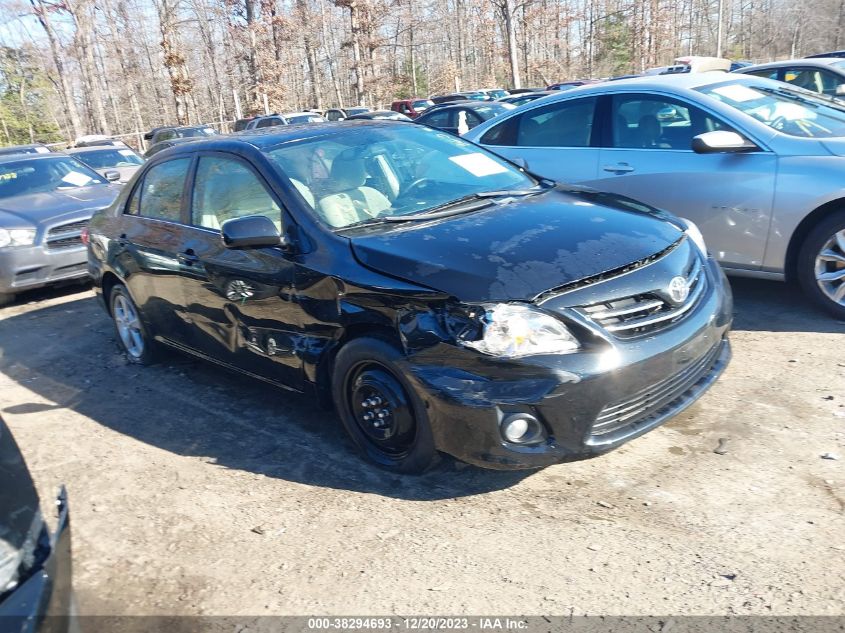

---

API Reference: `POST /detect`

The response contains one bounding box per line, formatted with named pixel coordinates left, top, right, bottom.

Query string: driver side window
left=191, top=156, right=282, bottom=231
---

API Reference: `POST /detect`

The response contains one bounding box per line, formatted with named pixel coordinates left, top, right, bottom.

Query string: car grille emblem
left=667, top=275, right=690, bottom=304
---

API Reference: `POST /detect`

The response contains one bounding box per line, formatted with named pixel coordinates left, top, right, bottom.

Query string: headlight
left=461, top=303, right=580, bottom=358
left=680, top=218, right=707, bottom=255
left=0, top=228, right=36, bottom=249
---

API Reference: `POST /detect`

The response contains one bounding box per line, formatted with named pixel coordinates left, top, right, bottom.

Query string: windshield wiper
left=383, top=187, right=545, bottom=223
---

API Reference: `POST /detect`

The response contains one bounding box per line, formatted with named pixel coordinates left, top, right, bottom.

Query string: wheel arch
left=100, top=271, right=123, bottom=315
left=784, top=197, right=845, bottom=282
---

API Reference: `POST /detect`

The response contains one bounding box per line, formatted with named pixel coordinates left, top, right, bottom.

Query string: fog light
left=501, top=413, right=545, bottom=444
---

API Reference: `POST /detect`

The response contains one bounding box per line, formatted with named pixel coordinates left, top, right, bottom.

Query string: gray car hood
left=0, top=184, right=120, bottom=227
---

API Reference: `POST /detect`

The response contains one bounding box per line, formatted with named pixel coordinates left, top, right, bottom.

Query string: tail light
left=80, top=227, right=89, bottom=245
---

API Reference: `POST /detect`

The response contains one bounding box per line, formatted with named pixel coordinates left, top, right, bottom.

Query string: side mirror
left=221, top=215, right=284, bottom=249
left=691, top=130, right=757, bottom=154
left=103, top=169, right=121, bottom=182
left=836, top=84, right=845, bottom=96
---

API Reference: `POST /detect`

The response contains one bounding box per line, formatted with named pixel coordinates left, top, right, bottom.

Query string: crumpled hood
left=0, top=184, right=120, bottom=227
left=350, top=188, right=684, bottom=303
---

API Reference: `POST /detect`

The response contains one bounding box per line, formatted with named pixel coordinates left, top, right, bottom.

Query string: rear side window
left=256, top=117, right=283, bottom=128
left=420, top=109, right=452, bottom=128
left=191, top=156, right=281, bottom=231
left=135, top=158, right=190, bottom=222
left=744, top=69, right=779, bottom=80
left=480, top=97, right=597, bottom=147
left=782, top=67, right=842, bottom=95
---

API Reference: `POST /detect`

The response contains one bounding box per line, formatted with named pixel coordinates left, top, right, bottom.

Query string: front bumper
left=0, top=487, right=73, bottom=633
left=405, top=258, right=733, bottom=470
left=0, top=245, right=88, bottom=295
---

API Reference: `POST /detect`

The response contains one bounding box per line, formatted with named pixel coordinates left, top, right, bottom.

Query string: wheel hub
left=814, top=229, right=845, bottom=306
left=349, top=366, right=415, bottom=456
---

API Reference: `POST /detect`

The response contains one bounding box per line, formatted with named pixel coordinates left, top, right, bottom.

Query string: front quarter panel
left=764, top=154, right=845, bottom=272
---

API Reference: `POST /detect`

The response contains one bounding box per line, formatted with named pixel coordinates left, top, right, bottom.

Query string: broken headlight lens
left=0, top=509, right=44, bottom=595
left=462, top=303, right=580, bottom=358
left=0, top=228, right=36, bottom=249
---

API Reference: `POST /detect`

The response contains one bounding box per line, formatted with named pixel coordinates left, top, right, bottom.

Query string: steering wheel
left=398, top=178, right=434, bottom=201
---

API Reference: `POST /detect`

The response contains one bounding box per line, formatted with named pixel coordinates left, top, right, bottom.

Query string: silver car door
left=588, top=93, right=776, bottom=270
left=473, top=96, right=601, bottom=184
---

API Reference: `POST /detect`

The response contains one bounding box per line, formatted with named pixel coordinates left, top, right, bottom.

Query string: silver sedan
left=464, top=72, right=845, bottom=318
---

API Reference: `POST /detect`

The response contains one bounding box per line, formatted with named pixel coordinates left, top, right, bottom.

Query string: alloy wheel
left=814, top=229, right=845, bottom=306
left=113, top=294, right=145, bottom=359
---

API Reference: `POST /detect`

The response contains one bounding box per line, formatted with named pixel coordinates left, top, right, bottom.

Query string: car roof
left=65, top=145, right=131, bottom=154
left=0, top=152, right=67, bottom=165
left=738, top=58, right=845, bottom=71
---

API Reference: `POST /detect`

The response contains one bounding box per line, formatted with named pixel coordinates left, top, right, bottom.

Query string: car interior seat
left=637, top=115, right=664, bottom=148
left=317, top=155, right=390, bottom=227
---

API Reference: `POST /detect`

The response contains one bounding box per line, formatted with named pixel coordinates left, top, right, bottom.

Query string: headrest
left=330, top=155, right=367, bottom=191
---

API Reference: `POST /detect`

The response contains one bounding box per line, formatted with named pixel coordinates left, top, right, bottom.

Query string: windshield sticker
left=61, top=171, right=93, bottom=186
left=449, top=153, right=508, bottom=177
left=0, top=172, right=17, bottom=181
left=118, top=149, right=135, bottom=157
left=35, top=146, right=50, bottom=153
left=712, top=84, right=761, bottom=102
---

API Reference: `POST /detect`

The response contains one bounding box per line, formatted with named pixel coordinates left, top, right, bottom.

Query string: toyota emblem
left=667, top=276, right=690, bottom=304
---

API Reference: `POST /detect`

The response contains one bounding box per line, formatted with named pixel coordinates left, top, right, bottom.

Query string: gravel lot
left=0, top=277, right=843, bottom=617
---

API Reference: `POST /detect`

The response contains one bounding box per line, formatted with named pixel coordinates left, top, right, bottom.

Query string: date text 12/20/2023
left=306, top=618, right=529, bottom=630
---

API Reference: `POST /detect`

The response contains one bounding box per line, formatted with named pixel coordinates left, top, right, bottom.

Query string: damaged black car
left=0, top=416, right=73, bottom=631
left=86, top=122, right=732, bottom=472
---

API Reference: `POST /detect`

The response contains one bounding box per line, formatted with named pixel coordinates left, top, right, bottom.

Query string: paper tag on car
left=61, top=171, right=93, bottom=186
left=119, top=149, right=135, bottom=157
left=711, top=84, right=760, bottom=102
left=449, top=153, right=508, bottom=177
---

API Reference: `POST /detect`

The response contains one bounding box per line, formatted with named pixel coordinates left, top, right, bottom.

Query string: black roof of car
left=0, top=144, right=50, bottom=156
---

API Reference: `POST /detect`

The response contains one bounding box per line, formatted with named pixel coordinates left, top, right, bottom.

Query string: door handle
left=117, top=233, right=129, bottom=247
left=602, top=163, right=635, bottom=173
left=177, top=249, right=199, bottom=265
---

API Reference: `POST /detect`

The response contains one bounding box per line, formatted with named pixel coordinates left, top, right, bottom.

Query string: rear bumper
left=405, top=258, right=733, bottom=470
left=0, top=245, right=88, bottom=295
left=0, top=487, right=73, bottom=633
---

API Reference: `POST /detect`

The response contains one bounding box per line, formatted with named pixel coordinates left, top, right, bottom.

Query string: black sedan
left=87, top=122, right=732, bottom=472
left=414, top=101, right=516, bottom=135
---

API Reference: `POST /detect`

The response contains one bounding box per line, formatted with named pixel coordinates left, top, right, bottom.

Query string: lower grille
left=591, top=342, right=723, bottom=437
left=579, top=256, right=705, bottom=338
left=46, top=236, right=83, bottom=250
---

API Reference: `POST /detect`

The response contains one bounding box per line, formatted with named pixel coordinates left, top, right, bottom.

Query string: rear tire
left=109, top=284, right=159, bottom=365
left=797, top=210, right=845, bottom=320
left=331, top=337, right=439, bottom=474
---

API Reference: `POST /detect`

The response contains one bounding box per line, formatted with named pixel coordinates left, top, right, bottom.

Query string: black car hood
left=349, top=188, right=684, bottom=303
left=0, top=185, right=120, bottom=227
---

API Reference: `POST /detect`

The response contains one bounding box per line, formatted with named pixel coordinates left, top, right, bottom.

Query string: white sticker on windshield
left=204, top=128, right=215, bottom=134
left=118, top=149, right=135, bottom=157
left=61, top=171, right=93, bottom=186
left=449, top=153, right=508, bottom=177
left=711, top=84, right=761, bottom=102
left=35, top=146, right=50, bottom=153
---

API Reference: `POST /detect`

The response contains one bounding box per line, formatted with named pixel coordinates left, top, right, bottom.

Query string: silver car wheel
left=815, top=229, right=845, bottom=306
left=113, top=294, right=144, bottom=358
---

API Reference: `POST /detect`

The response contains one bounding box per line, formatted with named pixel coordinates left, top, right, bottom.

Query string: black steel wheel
left=332, top=337, right=438, bottom=473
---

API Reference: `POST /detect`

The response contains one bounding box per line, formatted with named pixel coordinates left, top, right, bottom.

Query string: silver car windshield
left=75, top=148, right=144, bottom=169
left=699, top=80, right=845, bottom=138
left=265, top=125, right=535, bottom=229
left=0, top=157, right=107, bottom=199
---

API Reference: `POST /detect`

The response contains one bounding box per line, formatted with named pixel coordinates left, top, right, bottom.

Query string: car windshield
left=412, top=100, right=433, bottom=110
left=699, top=80, right=845, bottom=138
left=265, top=125, right=537, bottom=229
left=0, top=157, right=108, bottom=199
left=74, top=148, right=143, bottom=169
left=176, top=127, right=216, bottom=138
left=471, top=103, right=516, bottom=119
left=287, top=114, right=325, bottom=124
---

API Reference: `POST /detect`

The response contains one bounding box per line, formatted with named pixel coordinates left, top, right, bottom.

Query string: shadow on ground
left=1, top=277, right=841, bottom=500
left=728, top=276, right=845, bottom=334
left=0, top=291, right=528, bottom=500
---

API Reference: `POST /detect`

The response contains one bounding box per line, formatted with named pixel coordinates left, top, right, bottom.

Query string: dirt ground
left=0, top=277, right=843, bottom=617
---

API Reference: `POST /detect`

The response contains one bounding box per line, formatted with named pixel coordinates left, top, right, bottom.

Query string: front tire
left=331, top=337, right=438, bottom=474
left=797, top=210, right=845, bottom=320
left=109, top=284, right=158, bottom=364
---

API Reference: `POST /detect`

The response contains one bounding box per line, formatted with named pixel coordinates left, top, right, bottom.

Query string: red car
left=390, top=98, right=434, bottom=119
